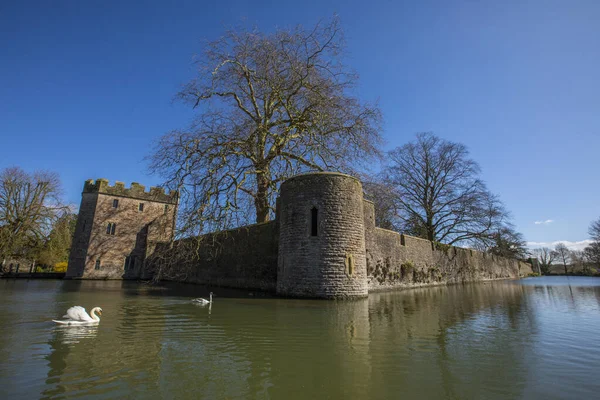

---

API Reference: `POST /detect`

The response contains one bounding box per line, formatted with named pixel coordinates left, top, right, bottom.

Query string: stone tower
left=66, top=179, right=178, bottom=279
left=276, top=172, right=368, bottom=298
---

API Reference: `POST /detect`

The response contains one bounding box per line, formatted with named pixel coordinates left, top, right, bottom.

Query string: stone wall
left=142, top=174, right=532, bottom=297
left=277, top=173, right=368, bottom=298
left=363, top=200, right=533, bottom=291
left=67, top=179, right=177, bottom=279
left=66, top=192, right=99, bottom=277
left=69, top=174, right=533, bottom=297
left=153, top=221, right=279, bottom=291
left=1, top=258, right=34, bottom=274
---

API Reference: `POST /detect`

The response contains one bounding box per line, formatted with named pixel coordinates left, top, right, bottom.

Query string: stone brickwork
left=154, top=221, right=279, bottom=291
left=363, top=200, right=533, bottom=291
left=68, top=173, right=533, bottom=298
left=66, top=179, right=178, bottom=279
left=277, top=173, right=368, bottom=298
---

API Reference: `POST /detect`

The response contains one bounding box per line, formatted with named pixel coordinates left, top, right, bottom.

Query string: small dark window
left=164, top=204, right=169, bottom=214
left=82, top=219, right=87, bottom=232
left=138, top=203, right=144, bottom=212
left=95, top=259, right=101, bottom=270
left=346, top=254, right=355, bottom=275
left=311, top=207, right=318, bottom=236
left=113, top=199, right=119, bottom=208
left=106, top=222, right=117, bottom=235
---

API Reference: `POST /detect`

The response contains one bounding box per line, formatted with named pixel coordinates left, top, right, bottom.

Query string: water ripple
left=2, top=278, right=600, bottom=399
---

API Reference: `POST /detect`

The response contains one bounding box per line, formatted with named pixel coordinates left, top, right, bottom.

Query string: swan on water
left=52, top=306, right=102, bottom=325
left=192, top=292, right=213, bottom=305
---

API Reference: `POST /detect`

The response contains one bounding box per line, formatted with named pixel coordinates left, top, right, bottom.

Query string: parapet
left=83, top=179, right=178, bottom=204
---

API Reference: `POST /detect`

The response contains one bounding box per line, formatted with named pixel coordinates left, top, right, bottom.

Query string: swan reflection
left=193, top=301, right=212, bottom=315
left=55, top=324, right=99, bottom=344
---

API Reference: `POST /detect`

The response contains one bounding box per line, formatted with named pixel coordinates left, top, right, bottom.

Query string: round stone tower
left=276, top=172, right=368, bottom=298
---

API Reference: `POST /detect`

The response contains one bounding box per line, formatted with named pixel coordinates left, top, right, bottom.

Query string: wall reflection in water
left=2, top=278, right=600, bottom=399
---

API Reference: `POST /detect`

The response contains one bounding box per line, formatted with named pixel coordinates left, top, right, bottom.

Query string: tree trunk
left=426, top=214, right=435, bottom=242
left=255, top=171, right=270, bottom=224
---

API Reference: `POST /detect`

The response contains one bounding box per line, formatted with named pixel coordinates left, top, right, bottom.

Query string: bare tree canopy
left=0, top=167, right=68, bottom=265
left=362, top=177, right=398, bottom=231
left=554, top=243, right=570, bottom=274
left=382, top=132, right=510, bottom=246
left=487, top=226, right=529, bottom=260
left=583, top=217, right=600, bottom=268
left=533, top=247, right=558, bottom=275
left=149, top=17, right=382, bottom=235
left=589, top=217, right=600, bottom=242
left=583, top=241, right=600, bottom=267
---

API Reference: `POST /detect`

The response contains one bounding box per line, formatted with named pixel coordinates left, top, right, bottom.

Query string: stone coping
left=281, top=171, right=362, bottom=185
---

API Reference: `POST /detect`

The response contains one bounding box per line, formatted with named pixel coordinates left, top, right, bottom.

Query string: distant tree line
left=0, top=167, right=76, bottom=273
left=532, top=220, right=600, bottom=275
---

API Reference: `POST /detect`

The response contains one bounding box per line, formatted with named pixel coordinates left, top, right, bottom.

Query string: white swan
left=52, top=306, right=102, bottom=325
left=192, top=292, right=213, bottom=306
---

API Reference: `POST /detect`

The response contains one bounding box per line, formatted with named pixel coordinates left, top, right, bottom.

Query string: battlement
left=83, top=179, right=178, bottom=204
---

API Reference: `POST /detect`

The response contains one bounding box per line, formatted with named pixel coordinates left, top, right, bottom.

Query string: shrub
left=400, top=261, right=414, bottom=280
left=434, top=241, right=451, bottom=252
left=53, top=262, right=68, bottom=273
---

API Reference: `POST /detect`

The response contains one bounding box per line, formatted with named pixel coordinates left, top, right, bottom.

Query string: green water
left=1, top=277, right=599, bottom=399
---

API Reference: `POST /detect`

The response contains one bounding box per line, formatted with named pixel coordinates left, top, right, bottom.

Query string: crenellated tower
left=66, top=179, right=178, bottom=279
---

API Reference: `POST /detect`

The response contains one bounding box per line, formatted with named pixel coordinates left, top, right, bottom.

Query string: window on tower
left=106, top=222, right=117, bottom=235
left=311, top=207, right=318, bottom=236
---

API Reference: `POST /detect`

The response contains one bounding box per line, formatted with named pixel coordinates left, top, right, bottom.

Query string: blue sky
left=1, top=0, right=599, bottom=249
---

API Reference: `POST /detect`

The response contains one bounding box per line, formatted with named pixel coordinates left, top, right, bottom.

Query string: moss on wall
left=366, top=227, right=533, bottom=292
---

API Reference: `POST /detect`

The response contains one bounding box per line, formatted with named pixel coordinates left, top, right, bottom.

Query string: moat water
left=1, top=277, right=600, bottom=399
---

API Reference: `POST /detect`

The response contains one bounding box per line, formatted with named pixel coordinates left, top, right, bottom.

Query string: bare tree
left=149, top=17, right=382, bottom=235
left=487, top=226, right=529, bottom=259
left=583, top=217, right=600, bottom=270
left=533, top=247, right=558, bottom=275
left=383, top=132, right=510, bottom=246
left=583, top=241, right=600, bottom=268
left=0, top=167, right=67, bottom=270
left=362, top=177, right=398, bottom=231
left=589, top=217, right=600, bottom=242
left=569, top=249, right=592, bottom=274
left=554, top=243, right=571, bottom=275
